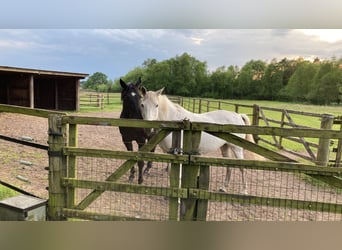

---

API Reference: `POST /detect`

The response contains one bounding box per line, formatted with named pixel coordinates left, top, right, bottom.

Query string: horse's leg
left=219, top=144, right=232, bottom=192
left=231, top=146, right=248, bottom=195
left=137, top=142, right=145, bottom=184
left=123, top=141, right=136, bottom=183
left=144, top=146, right=156, bottom=175
left=143, top=130, right=156, bottom=175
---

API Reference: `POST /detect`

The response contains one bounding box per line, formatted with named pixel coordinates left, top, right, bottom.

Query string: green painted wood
left=62, top=178, right=188, bottom=198
left=47, top=114, right=67, bottom=220
left=190, top=156, right=342, bottom=176
left=62, top=116, right=185, bottom=130
left=180, top=127, right=201, bottom=221
left=67, top=124, right=77, bottom=209
left=62, top=208, right=152, bottom=221
left=190, top=122, right=342, bottom=139
left=317, top=114, right=335, bottom=166
left=169, top=131, right=182, bottom=221
left=187, top=188, right=342, bottom=214
left=0, top=104, right=66, bottom=118
left=309, top=175, right=342, bottom=189
left=196, top=165, right=209, bottom=221
left=63, top=147, right=188, bottom=163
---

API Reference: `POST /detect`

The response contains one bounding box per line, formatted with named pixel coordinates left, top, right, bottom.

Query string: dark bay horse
left=119, top=77, right=153, bottom=184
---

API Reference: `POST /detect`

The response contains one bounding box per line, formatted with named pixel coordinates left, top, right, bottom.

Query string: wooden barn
left=0, top=66, right=88, bottom=111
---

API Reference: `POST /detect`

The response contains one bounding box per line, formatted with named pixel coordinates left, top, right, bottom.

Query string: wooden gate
left=47, top=114, right=342, bottom=221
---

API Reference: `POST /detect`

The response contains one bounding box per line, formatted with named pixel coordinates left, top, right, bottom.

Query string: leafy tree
left=263, top=61, right=284, bottom=100
left=308, top=62, right=342, bottom=104
left=282, top=61, right=319, bottom=102
left=83, top=72, right=109, bottom=91
left=236, top=60, right=266, bottom=99
left=209, top=66, right=237, bottom=99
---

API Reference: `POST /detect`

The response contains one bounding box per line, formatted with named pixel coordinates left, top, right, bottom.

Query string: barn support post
left=47, top=114, right=68, bottom=220
left=180, top=120, right=202, bottom=221
left=76, top=79, right=80, bottom=111
left=316, top=114, right=335, bottom=166
left=29, top=75, right=34, bottom=108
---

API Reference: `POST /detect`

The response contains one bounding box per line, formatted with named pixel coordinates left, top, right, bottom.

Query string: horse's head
left=120, top=77, right=143, bottom=117
left=140, top=87, right=164, bottom=121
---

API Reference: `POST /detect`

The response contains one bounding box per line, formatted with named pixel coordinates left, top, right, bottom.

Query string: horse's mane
left=159, top=94, right=193, bottom=120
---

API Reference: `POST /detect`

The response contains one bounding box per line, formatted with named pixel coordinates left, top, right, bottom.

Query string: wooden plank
left=62, top=178, right=188, bottom=198
left=317, top=115, right=335, bottom=166
left=190, top=123, right=342, bottom=139
left=259, top=107, right=280, bottom=147
left=283, top=110, right=317, bottom=161
left=169, top=131, right=182, bottom=221
left=0, top=104, right=67, bottom=118
left=47, top=114, right=67, bottom=220
left=187, top=189, right=342, bottom=214
left=62, top=116, right=185, bottom=130
left=180, top=128, right=201, bottom=221
left=191, top=156, right=342, bottom=176
left=334, top=122, right=342, bottom=167
left=196, top=165, right=209, bottom=221
left=64, top=147, right=188, bottom=163
left=62, top=208, right=151, bottom=221
left=67, top=123, right=78, bottom=209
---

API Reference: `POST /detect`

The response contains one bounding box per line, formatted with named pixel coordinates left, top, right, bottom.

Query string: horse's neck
left=121, top=101, right=142, bottom=119
left=159, top=95, right=193, bottom=120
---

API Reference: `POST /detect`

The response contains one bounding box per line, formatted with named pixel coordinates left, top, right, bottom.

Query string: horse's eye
left=141, top=104, right=144, bottom=108
left=156, top=104, right=159, bottom=108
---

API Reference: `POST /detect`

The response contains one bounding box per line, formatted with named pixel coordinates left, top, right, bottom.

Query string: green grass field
left=0, top=184, right=18, bottom=200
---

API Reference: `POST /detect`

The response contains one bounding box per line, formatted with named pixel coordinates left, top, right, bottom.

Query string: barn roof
left=0, top=66, right=89, bottom=78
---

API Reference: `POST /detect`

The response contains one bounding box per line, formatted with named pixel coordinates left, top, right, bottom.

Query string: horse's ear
left=136, top=77, right=141, bottom=86
left=120, top=79, right=127, bottom=89
left=141, top=86, right=147, bottom=96
left=135, top=77, right=142, bottom=89
left=156, top=87, right=165, bottom=96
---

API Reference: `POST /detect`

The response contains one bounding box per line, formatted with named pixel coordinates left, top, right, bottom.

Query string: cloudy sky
left=1, top=29, right=341, bottom=80
left=1, top=1, right=342, bottom=80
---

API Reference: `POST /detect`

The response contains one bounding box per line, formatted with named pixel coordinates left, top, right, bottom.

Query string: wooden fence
left=78, top=93, right=340, bottom=166
left=79, top=92, right=105, bottom=109
left=47, top=114, right=342, bottom=221
left=2, top=103, right=342, bottom=221
left=174, top=97, right=341, bottom=165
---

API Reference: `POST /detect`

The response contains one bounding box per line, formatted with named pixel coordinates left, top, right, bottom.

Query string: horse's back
left=198, top=110, right=245, bottom=125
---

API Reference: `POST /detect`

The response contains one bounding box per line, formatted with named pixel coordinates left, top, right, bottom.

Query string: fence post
left=252, top=104, right=260, bottom=143
left=169, top=130, right=182, bottom=220
left=180, top=120, right=202, bottom=221
left=47, top=114, right=67, bottom=220
left=316, top=114, right=335, bottom=166
left=67, top=123, right=78, bottom=209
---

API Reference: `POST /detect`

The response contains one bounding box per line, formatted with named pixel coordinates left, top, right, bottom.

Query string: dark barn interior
left=0, top=66, right=88, bottom=111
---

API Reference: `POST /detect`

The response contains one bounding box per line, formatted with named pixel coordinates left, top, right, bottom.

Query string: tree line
left=82, top=53, right=342, bottom=105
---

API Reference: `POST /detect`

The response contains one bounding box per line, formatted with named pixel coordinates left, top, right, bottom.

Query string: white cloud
left=298, top=29, right=342, bottom=43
